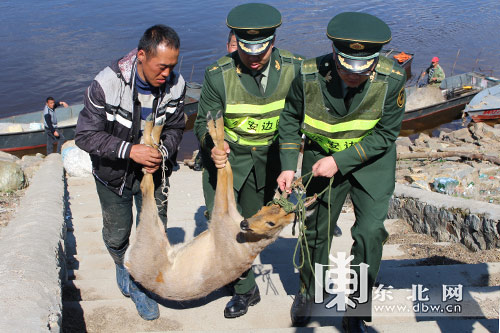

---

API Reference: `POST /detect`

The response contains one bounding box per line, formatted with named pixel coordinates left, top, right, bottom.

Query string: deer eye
left=266, top=221, right=275, bottom=227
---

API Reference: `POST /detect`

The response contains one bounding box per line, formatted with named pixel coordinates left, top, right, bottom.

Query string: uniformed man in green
left=277, top=12, right=406, bottom=331
left=194, top=3, right=303, bottom=318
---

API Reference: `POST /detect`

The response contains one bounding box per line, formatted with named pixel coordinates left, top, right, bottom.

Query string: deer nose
left=240, top=219, right=249, bottom=231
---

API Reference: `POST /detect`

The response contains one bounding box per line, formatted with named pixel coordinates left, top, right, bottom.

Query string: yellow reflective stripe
left=304, top=131, right=367, bottom=153
left=304, top=114, right=379, bottom=133
left=224, top=115, right=279, bottom=134
left=225, top=129, right=275, bottom=146
left=225, top=99, right=285, bottom=115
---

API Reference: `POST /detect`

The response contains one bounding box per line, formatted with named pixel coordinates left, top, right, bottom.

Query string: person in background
left=277, top=12, right=406, bottom=331
left=420, top=56, right=445, bottom=85
left=44, top=97, right=68, bottom=154
left=75, top=24, right=186, bottom=321
left=192, top=29, right=238, bottom=173
left=194, top=3, right=303, bottom=319
left=227, top=29, right=237, bottom=53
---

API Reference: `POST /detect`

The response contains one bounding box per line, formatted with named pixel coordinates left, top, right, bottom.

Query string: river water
left=1, top=0, right=500, bottom=157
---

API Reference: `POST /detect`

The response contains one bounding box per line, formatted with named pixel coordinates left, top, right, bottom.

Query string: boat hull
left=0, top=83, right=201, bottom=155
left=401, top=72, right=500, bottom=134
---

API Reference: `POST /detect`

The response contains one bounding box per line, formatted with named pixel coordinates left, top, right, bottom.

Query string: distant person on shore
left=192, top=29, right=239, bottom=173
left=421, top=56, right=445, bottom=86
left=44, top=97, right=68, bottom=154
left=227, top=29, right=237, bottom=53
left=194, top=3, right=304, bottom=319
left=75, top=24, right=186, bottom=320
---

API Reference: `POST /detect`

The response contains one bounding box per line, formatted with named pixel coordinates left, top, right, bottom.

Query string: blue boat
left=464, top=84, right=500, bottom=122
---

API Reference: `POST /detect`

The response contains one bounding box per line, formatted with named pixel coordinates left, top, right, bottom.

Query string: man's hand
left=211, top=141, right=230, bottom=168
left=312, top=156, right=338, bottom=178
left=60, top=101, right=69, bottom=108
left=130, top=144, right=162, bottom=174
left=53, top=130, right=60, bottom=138
left=277, top=170, right=296, bottom=194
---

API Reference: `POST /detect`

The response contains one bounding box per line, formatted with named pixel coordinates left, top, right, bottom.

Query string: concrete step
left=63, top=297, right=297, bottom=332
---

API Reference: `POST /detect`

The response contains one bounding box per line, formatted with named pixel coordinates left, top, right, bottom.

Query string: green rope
left=268, top=170, right=334, bottom=276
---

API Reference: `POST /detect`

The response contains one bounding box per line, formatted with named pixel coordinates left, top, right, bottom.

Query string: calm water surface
left=1, top=0, right=500, bottom=156
left=2, top=0, right=500, bottom=117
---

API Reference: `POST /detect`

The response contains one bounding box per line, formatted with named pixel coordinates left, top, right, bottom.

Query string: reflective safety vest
left=301, top=55, right=393, bottom=153
left=219, top=49, right=297, bottom=146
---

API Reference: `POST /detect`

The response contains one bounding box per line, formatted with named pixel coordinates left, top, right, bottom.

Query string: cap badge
left=349, top=43, right=365, bottom=50
left=275, top=60, right=280, bottom=71
left=247, top=30, right=260, bottom=35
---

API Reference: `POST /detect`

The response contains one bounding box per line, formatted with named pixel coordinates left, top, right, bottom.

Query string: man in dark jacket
left=75, top=25, right=186, bottom=320
left=44, top=97, right=68, bottom=154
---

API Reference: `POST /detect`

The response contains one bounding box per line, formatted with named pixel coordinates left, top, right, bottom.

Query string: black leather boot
left=342, top=316, right=367, bottom=333
left=224, top=285, right=261, bottom=318
left=290, top=293, right=312, bottom=326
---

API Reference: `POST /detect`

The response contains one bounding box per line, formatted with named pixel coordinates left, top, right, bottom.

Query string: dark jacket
left=75, top=49, right=186, bottom=195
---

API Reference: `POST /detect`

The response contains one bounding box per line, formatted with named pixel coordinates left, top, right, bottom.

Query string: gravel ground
left=0, top=189, right=24, bottom=228
left=386, top=218, right=500, bottom=266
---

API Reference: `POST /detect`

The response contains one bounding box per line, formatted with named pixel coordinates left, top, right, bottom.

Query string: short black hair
left=46, top=97, right=55, bottom=102
left=138, top=24, right=180, bottom=57
left=227, top=29, right=235, bottom=44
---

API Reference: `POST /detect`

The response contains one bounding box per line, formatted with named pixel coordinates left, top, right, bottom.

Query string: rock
left=414, top=133, right=431, bottom=147
left=450, top=128, right=474, bottom=143
left=0, top=151, right=19, bottom=162
left=0, top=161, right=25, bottom=191
left=62, top=146, right=92, bottom=177
left=396, top=136, right=412, bottom=147
left=396, top=145, right=410, bottom=154
left=61, top=140, right=76, bottom=152
left=17, top=155, right=45, bottom=179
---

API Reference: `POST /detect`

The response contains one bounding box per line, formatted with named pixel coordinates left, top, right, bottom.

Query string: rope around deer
left=268, top=171, right=335, bottom=278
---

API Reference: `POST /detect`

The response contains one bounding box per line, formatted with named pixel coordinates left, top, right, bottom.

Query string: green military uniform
left=193, top=3, right=303, bottom=299
left=279, top=12, right=406, bottom=323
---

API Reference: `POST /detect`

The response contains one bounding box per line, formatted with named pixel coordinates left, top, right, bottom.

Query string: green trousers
left=300, top=152, right=390, bottom=321
left=202, top=161, right=278, bottom=294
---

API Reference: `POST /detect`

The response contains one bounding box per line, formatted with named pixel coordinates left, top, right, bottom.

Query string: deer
left=124, top=113, right=315, bottom=301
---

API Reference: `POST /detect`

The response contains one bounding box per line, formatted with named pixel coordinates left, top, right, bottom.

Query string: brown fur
left=124, top=115, right=298, bottom=300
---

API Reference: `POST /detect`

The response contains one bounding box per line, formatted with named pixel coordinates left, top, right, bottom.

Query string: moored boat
left=381, top=49, right=414, bottom=78
left=464, top=84, right=500, bottom=122
left=401, top=72, right=500, bottom=133
left=0, top=83, right=201, bottom=154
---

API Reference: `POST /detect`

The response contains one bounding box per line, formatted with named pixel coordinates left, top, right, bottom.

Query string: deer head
left=240, top=191, right=317, bottom=237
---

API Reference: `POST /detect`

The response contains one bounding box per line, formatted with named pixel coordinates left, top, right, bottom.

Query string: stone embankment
left=0, top=154, right=65, bottom=331
left=393, top=121, right=500, bottom=251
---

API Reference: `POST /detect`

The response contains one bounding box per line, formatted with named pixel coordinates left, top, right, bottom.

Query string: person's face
left=137, top=43, right=179, bottom=87
left=333, top=49, right=373, bottom=88
left=237, top=40, right=274, bottom=71
left=227, top=34, right=237, bottom=53
left=432, top=61, right=438, bottom=67
left=46, top=100, right=55, bottom=109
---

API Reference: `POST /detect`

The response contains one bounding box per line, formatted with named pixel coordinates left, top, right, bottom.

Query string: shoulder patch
left=397, top=86, right=405, bottom=108
left=206, top=64, right=222, bottom=76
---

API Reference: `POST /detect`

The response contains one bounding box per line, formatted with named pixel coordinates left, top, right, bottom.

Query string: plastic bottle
left=433, top=177, right=460, bottom=195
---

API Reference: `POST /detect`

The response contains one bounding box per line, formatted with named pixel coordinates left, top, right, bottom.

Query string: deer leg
left=207, top=112, right=229, bottom=215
